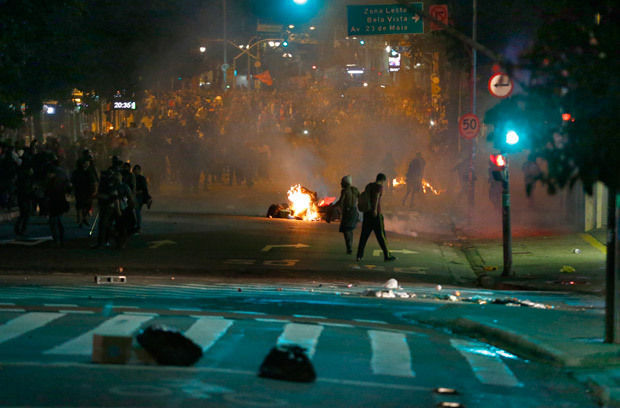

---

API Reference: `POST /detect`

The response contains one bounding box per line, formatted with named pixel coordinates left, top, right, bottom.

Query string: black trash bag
left=266, top=204, right=282, bottom=218
left=136, top=325, right=203, bottom=366
left=258, top=344, right=316, bottom=383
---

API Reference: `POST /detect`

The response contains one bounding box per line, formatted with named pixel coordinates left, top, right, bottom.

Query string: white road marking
left=451, top=339, right=522, bottom=387
left=277, top=323, right=323, bottom=358
left=292, top=314, right=326, bottom=320
left=354, top=319, right=387, bottom=324
left=44, top=314, right=153, bottom=355
left=43, top=304, right=78, bottom=308
left=255, top=318, right=290, bottom=323
left=0, top=312, right=65, bottom=345
left=184, top=317, right=234, bottom=352
left=368, top=330, right=414, bottom=377
left=60, top=310, right=94, bottom=314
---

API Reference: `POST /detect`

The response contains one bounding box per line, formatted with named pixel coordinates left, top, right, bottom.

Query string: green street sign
left=347, top=3, right=423, bottom=36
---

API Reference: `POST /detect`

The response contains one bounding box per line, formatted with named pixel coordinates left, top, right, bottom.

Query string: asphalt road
left=0, top=284, right=598, bottom=408
left=0, top=212, right=465, bottom=286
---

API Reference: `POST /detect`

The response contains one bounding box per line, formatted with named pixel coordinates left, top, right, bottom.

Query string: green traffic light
left=506, top=130, right=519, bottom=145
left=282, top=41, right=289, bottom=47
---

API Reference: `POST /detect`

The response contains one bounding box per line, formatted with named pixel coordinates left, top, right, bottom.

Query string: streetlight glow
left=310, top=26, right=316, bottom=30
left=289, top=24, right=295, bottom=29
left=199, top=47, right=206, bottom=53
left=293, top=0, right=308, bottom=4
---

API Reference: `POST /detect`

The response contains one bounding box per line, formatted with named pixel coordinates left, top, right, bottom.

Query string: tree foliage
left=502, top=1, right=620, bottom=193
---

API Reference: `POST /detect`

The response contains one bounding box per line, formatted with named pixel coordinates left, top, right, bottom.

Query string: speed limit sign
left=459, top=113, right=480, bottom=139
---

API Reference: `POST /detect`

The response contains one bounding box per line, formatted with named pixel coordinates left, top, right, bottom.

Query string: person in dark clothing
left=14, top=165, right=34, bottom=236
left=356, top=173, right=397, bottom=262
left=402, top=152, right=425, bottom=207
left=92, top=158, right=123, bottom=248
left=45, top=162, right=70, bottom=247
left=111, top=171, right=136, bottom=248
left=121, top=161, right=136, bottom=196
left=71, top=159, right=98, bottom=227
left=332, top=175, right=359, bottom=254
left=132, top=164, right=152, bottom=233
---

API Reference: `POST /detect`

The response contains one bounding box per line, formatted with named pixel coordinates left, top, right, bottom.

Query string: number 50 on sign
left=459, top=113, right=480, bottom=139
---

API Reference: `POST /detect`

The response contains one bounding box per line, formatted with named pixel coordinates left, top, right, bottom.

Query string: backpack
left=357, top=183, right=372, bottom=213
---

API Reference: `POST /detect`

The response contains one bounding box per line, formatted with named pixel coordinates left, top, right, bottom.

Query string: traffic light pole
left=501, top=156, right=513, bottom=277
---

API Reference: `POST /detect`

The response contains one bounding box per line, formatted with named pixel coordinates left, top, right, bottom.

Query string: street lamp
left=199, top=47, right=206, bottom=53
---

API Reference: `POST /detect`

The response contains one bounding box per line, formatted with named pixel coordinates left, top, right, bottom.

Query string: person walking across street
left=356, top=173, right=397, bottom=262
left=402, top=152, right=425, bottom=207
left=332, top=175, right=359, bottom=254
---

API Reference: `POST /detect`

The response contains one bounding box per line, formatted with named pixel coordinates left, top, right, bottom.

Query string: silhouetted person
left=402, top=152, right=425, bottom=207
left=332, top=175, right=360, bottom=254
left=356, top=173, right=396, bottom=262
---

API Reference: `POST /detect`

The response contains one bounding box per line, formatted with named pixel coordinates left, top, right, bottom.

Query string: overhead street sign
left=347, top=3, right=423, bottom=36
left=488, top=72, right=514, bottom=98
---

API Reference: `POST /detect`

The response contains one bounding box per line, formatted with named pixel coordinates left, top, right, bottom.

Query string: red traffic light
left=490, top=154, right=506, bottom=168
left=562, top=113, right=571, bottom=121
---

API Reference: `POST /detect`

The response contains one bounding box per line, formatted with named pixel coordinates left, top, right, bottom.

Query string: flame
left=317, top=197, right=336, bottom=207
left=287, top=184, right=319, bottom=220
left=392, top=177, right=406, bottom=187
left=422, top=179, right=443, bottom=195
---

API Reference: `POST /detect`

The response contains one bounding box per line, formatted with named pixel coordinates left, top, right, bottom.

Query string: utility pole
left=500, top=155, right=513, bottom=276
left=468, top=0, right=478, bottom=222
left=606, top=189, right=618, bottom=343
left=222, top=0, right=227, bottom=90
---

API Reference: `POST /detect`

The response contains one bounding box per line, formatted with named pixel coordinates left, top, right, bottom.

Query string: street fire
left=392, top=177, right=406, bottom=188
left=391, top=178, right=444, bottom=195
left=287, top=184, right=319, bottom=220
left=422, top=179, right=443, bottom=195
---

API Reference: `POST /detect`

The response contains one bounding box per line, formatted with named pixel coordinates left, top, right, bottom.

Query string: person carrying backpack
left=356, top=173, right=397, bottom=262
left=332, top=175, right=359, bottom=254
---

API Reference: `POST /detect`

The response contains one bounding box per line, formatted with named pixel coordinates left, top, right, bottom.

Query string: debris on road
left=384, top=278, right=399, bottom=289
left=136, top=325, right=203, bottom=366
left=436, top=284, right=443, bottom=291
left=572, top=248, right=581, bottom=254
left=561, top=265, right=576, bottom=273
left=92, top=334, right=132, bottom=364
left=258, top=344, right=316, bottom=383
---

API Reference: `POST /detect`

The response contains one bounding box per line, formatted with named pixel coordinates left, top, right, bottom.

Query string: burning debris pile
left=392, top=178, right=444, bottom=195
left=267, top=184, right=336, bottom=221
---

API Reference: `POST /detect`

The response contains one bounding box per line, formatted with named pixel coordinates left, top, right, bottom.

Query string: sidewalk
left=446, top=210, right=619, bottom=405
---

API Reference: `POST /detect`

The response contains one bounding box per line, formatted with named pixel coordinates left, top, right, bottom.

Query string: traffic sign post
left=347, top=3, right=423, bottom=36
left=488, top=73, right=514, bottom=98
left=429, top=5, right=448, bottom=31
left=459, top=113, right=480, bottom=139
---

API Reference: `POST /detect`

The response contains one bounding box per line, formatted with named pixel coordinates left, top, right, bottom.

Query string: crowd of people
left=0, top=85, right=441, bottom=248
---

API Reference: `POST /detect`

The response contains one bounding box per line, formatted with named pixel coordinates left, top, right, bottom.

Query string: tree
left=495, top=0, right=620, bottom=342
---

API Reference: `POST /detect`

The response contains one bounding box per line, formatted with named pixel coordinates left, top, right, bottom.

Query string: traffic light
left=485, top=98, right=529, bottom=153
left=282, top=41, right=288, bottom=47
left=490, top=154, right=507, bottom=181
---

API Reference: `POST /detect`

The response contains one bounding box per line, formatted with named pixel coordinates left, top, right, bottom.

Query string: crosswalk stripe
left=184, top=317, right=234, bottom=352
left=44, top=314, right=154, bottom=355
left=276, top=323, right=323, bottom=358
left=0, top=312, right=65, bottom=345
left=451, top=339, right=521, bottom=387
left=368, top=330, right=414, bottom=377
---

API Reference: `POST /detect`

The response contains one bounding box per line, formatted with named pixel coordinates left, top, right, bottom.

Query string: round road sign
left=459, top=113, right=480, bottom=139
left=254, top=61, right=261, bottom=68
left=488, top=72, right=513, bottom=98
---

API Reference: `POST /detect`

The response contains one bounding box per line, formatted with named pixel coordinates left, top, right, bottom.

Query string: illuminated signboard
left=113, top=101, right=137, bottom=110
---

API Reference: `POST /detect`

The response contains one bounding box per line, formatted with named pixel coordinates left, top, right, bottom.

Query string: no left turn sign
left=488, top=72, right=513, bottom=98
left=459, top=113, right=480, bottom=139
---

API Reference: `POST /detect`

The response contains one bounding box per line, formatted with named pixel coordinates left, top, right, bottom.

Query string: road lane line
left=277, top=323, right=323, bottom=358
left=184, top=317, right=234, bottom=352
left=368, top=330, right=414, bottom=377
left=0, top=312, right=65, bottom=345
left=44, top=314, right=153, bottom=355
left=580, top=233, right=607, bottom=254
left=451, top=339, right=521, bottom=387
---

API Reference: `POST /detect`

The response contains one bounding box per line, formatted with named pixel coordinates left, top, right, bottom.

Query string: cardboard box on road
left=92, top=334, right=132, bottom=364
